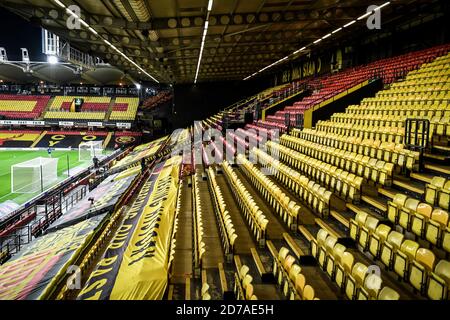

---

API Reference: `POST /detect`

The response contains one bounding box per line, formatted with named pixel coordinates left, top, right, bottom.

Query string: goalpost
left=79, top=141, right=103, bottom=162
left=11, top=157, right=59, bottom=194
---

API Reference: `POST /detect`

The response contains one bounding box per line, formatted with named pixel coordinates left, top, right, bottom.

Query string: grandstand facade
left=0, top=0, right=449, bottom=306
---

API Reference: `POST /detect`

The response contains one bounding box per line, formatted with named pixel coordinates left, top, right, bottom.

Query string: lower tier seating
left=348, top=217, right=450, bottom=300
left=311, top=228, right=401, bottom=300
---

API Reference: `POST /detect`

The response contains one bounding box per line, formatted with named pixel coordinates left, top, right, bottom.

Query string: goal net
left=79, top=141, right=103, bottom=161
left=11, top=157, right=59, bottom=194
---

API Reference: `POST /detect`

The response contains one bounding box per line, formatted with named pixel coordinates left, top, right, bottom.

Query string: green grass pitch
left=0, top=150, right=85, bottom=205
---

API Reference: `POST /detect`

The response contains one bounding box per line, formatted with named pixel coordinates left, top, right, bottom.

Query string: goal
left=11, top=157, right=59, bottom=194
left=79, top=141, right=103, bottom=161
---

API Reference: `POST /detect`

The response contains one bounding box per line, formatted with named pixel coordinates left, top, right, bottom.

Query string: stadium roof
left=0, top=0, right=430, bottom=84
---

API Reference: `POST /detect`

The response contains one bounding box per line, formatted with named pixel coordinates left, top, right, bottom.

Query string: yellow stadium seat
left=425, top=209, right=449, bottom=246
left=381, top=231, right=404, bottom=269
left=425, top=177, right=446, bottom=206
left=378, top=286, right=400, bottom=300
left=409, top=248, right=436, bottom=292
left=393, top=240, right=419, bottom=279
left=427, top=260, right=450, bottom=300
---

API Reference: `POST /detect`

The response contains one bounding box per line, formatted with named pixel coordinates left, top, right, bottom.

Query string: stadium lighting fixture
left=136, top=83, right=142, bottom=90
left=322, top=33, right=332, bottom=40
left=343, top=20, right=356, bottom=28
left=313, top=38, right=322, bottom=44
left=376, top=2, right=391, bottom=10
left=88, top=27, right=98, bottom=35
left=207, top=0, right=214, bottom=11
left=50, top=0, right=159, bottom=83
left=194, top=0, right=214, bottom=83
left=53, top=0, right=65, bottom=8
left=357, top=12, right=373, bottom=21
left=47, top=55, right=58, bottom=64
left=332, top=27, right=342, bottom=34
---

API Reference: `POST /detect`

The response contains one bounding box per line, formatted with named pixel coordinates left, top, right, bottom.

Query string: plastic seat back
left=295, top=273, right=306, bottom=294
left=434, top=260, right=450, bottom=284
left=317, top=229, right=329, bottom=245
left=333, top=244, right=347, bottom=263
left=279, top=247, right=289, bottom=261
left=375, top=224, right=392, bottom=242
left=393, top=193, right=408, bottom=206
left=416, top=203, right=433, bottom=219
left=378, top=286, right=400, bottom=300
left=303, top=285, right=315, bottom=300
left=352, top=263, right=369, bottom=284
left=431, top=209, right=449, bottom=226
left=415, top=248, right=436, bottom=272
left=341, top=252, right=355, bottom=273
left=400, top=240, right=420, bottom=260
left=387, top=231, right=405, bottom=250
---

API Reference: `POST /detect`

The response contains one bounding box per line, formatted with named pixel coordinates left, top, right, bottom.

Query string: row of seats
left=278, top=135, right=389, bottom=189
left=44, top=111, right=106, bottom=120
left=351, top=106, right=449, bottom=128
left=237, top=154, right=300, bottom=230
left=315, top=122, right=405, bottom=144
left=271, top=246, right=317, bottom=300
left=266, top=141, right=363, bottom=203
left=353, top=101, right=449, bottom=111
left=349, top=216, right=450, bottom=300
left=207, top=167, right=238, bottom=256
left=61, top=102, right=109, bottom=112
left=292, top=128, right=419, bottom=171
left=311, top=228, right=401, bottom=300
left=141, top=91, right=172, bottom=111
left=228, top=132, right=249, bottom=151
left=236, top=128, right=263, bottom=144
left=375, top=90, right=450, bottom=99
left=222, top=161, right=268, bottom=244
left=329, top=112, right=449, bottom=138
left=266, top=141, right=370, bottom=202
left=254, top=120, right=288, bottom=134
left=234, top=265, right=258, bottom=300
left=192, top=173, right=206, bottom=270
left=388, top=194, right=450, bottom=251
left=251, top=147, right=333, bottom=217
left=425, top=177, right=450, bottom=210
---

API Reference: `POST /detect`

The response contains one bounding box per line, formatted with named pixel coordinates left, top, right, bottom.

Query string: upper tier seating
left=109, top=97, right=139, bottom=121
left=141, top=91, right=172, bottom=111
left=45, top=96, right=111, bottom=120
left=326, top=52, right=450, bottom=140
left=258, top=44, right=450, bottom=130
left=0, top=95, right=50, bottom=119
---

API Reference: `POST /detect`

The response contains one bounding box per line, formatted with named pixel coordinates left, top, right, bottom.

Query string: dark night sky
left=0, top=7, right=45, bottom=62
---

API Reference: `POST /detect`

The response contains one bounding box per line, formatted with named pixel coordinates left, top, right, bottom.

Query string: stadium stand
left=0, top=95, right=50, bottom=119
left=1, top=0, right=450, bottom=305
left=141, top=91, right=172, bottom=110
left=109, top=97, right=139, bottom=121
left=257, top=45, right=450, bottom=129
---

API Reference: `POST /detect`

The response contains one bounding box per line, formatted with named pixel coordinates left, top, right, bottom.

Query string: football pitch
left=0, top=150, right=89, bottom=205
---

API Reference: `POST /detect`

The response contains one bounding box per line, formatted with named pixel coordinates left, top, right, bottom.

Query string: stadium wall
left=172, top=80, right=267, bottom=129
